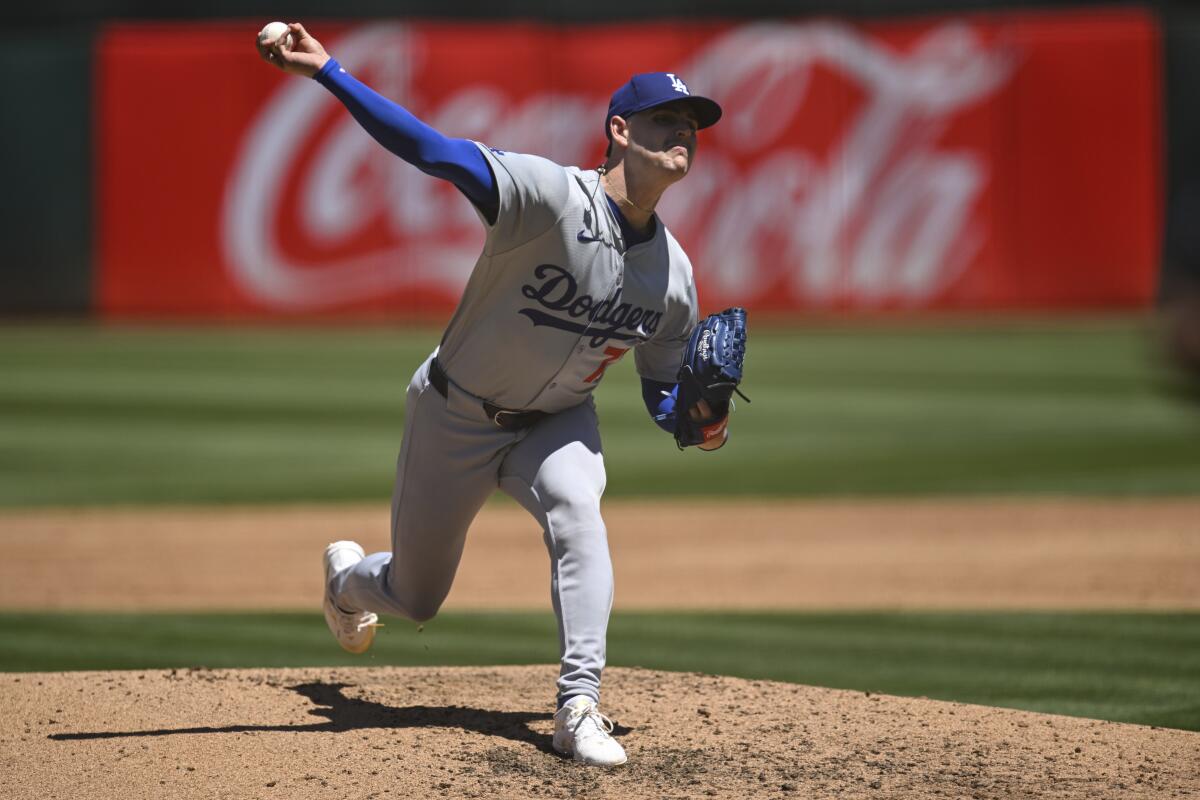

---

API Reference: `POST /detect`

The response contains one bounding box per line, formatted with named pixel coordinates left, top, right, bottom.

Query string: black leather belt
left=428, top=358, right=550, bottom=431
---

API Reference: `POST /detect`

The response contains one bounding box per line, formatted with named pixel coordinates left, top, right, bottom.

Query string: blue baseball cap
left=605, top=72, right=722, bottom=140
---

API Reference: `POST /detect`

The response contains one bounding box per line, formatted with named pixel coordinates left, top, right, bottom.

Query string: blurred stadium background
left=1, top=0, right=1198, bottom=730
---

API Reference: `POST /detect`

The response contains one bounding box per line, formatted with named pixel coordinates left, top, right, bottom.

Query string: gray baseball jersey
left=437, top=146, right=699, bottom=411
left=331, top=146, right=698, bottom=709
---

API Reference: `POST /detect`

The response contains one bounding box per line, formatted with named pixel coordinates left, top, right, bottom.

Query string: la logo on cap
left=603, top=72, right=722, bottom=139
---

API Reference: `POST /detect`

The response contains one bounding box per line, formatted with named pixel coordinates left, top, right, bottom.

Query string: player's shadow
left=46, top=681, right=620, bottom=756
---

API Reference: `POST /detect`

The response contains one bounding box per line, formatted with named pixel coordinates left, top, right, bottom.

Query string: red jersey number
left=583, top=346, right=629, bottom=383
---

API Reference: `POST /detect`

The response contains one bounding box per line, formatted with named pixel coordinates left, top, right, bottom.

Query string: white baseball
left=258, top=21, right=293, bottom=48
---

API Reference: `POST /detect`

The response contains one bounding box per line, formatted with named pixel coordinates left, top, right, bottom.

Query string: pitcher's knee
left=406, top=603, right=440, bottom=624
left=392, top=589, right=443, bottom=623
left=385, top=565, right=448, bottom=623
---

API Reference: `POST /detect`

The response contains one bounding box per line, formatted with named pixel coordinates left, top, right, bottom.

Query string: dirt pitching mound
left=3, top=666, right=1196, bottom=800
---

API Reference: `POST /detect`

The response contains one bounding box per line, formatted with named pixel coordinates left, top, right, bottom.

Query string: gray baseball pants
left=330, top=353, right=612, bottom=705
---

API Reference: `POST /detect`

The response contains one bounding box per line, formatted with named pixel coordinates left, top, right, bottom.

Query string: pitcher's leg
left=333, top=358, right=512, bottom=622
left=499, top=400, right=610, bottom=705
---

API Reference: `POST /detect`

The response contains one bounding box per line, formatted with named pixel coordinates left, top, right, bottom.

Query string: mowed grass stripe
left=1, top=611, right=1196, bottom=731
left=2, top=320, right=1199, bottom=505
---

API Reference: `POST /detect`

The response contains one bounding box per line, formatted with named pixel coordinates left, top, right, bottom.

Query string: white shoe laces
left=336, top=607, right=379, bottom=634
left=568, top=703, right=616, bottom=740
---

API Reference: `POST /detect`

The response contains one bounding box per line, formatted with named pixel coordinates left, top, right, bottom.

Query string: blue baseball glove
left=674, top=307, right=749, bottom=449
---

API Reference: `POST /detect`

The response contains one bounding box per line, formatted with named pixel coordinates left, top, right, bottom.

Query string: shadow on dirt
left=47, top=681, right=588, bottom=755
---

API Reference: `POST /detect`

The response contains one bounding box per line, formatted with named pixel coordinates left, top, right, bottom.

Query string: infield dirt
left=2, top=497, right=1198, bottom=610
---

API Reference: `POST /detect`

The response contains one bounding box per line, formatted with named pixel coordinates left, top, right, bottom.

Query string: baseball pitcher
left=257, top=22, right=748, bottom=767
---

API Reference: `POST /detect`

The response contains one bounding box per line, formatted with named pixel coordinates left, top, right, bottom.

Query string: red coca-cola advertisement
left=95, top=12, right=1161, bottom=318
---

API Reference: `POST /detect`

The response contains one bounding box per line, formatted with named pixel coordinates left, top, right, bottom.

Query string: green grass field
left=1, top=317, right=1198, bottom=506
left=1, top=319, right=1196, bottom=733
left=2, top=611, right=1196, bottom=731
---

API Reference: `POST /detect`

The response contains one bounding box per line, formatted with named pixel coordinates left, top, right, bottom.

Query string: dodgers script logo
left=520, top=265, right=662, bottom=347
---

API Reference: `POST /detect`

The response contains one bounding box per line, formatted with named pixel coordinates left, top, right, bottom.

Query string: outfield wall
left=95, top=14, right=1160, bottom=318
left=0, top=2, right=1189, bottom=316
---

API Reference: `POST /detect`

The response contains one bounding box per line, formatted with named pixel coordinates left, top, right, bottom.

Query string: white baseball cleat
left=322, top=541, right=379, bottom=654
left=552, top=696, right=628, bottom=766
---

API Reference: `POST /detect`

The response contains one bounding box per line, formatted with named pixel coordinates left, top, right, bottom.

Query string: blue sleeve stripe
left=314, top=59, right=499, bottom=222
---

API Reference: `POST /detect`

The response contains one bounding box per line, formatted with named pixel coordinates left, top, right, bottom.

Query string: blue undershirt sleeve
left=641, top=378, right=679, bottom=434
left=313, top=58, right=499, bottom=223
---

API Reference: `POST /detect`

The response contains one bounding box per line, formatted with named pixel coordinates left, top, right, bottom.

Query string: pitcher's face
left=624, top=102, right=700, bottom=182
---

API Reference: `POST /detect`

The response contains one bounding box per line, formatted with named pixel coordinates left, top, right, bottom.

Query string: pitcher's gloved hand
left=674, top=307, right=749, bottom=450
